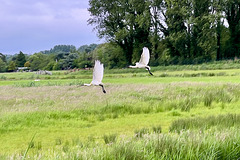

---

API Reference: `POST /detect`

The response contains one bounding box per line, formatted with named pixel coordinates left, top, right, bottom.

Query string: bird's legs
left=99, top=84, right=106, bottom=93
left=146, top=67, right=153, bottom=76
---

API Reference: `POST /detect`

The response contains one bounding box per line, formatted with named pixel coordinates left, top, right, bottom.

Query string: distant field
left=1, top=67, right=240, bottom=86
left=1, top=66, right=240, bottom=159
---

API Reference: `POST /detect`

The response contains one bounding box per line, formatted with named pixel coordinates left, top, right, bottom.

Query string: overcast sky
left=0, top=0, right=103, bottom=55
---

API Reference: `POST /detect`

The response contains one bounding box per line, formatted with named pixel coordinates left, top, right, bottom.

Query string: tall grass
left=1, top=83, right=240, bottom=135
left=169, top=114, right=240, bottom=132
left=7, top=128, right=240, bottom=159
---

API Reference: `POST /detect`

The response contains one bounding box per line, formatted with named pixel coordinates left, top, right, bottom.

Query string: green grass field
left=1, top=66, right=240, bottom=159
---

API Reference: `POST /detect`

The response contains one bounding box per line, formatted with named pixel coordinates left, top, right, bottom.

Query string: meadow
left=1, top=61, right=240, bottom=159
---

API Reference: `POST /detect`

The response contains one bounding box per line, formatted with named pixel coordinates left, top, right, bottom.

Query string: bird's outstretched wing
left=139, top=47, right=150, bottom=65
left=92, top=60, right=104, bottom=84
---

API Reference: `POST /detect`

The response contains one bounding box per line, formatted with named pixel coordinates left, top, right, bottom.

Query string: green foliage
left=88, top=0, right=151, bottom=64
left=59, top=52, right=79, bottom=69
left=0, top=59, right=7, bottom=72
left=0, top=53, right=6, bottom=62
left=50, top=62, right=59, bottom=70
left=7, top=61, right=16, bottom=72
left=24, top=61, right=30, bottom=67
left=44, top=61, right=55, bottom=70
left=0, top=44, right=98, bottom=72
left=223, top=0, right=240, bottom=58
left=78, top=44, right=98, bottom=53
left=15, top=51, right=26, bottom=67
left=28, top=52, right=50, bottom=71
left=42, top=45, right=76, bottom=54
left=87, top=0, right=239, bottom=65
left=73, top=52, right=93, bottom=69
left=92, top=43, right=127, bottom=68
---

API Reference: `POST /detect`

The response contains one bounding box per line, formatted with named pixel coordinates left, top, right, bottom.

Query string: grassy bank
left=0, top=65, right=240, bottom=159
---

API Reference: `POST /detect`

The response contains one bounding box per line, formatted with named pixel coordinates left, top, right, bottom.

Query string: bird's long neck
left=99, top=84, right=106, bottom=93
left=129, top=65, right=137, bottom=68
left=145, top=67, right=153, bottom=76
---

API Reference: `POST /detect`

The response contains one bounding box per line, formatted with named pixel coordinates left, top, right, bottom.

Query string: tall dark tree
left=0, top=53, right=6, bottom=62
left=191, top=0, right=217, bottom=62
left=15, top=51, right=26, bottom=67
left=88, top=0, right=151, bottom=64
left=165, top=0, right=189, bottom=57
left=0, top=59, right=7, bottom=72
left=88, top=0, right=239, bottom=65
left=224, top=0, right=240, bottom=58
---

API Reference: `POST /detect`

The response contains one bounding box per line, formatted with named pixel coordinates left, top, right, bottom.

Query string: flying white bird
left=129, top=47, right=153, bottom=75
left=84, top=60, right=106, bottom=93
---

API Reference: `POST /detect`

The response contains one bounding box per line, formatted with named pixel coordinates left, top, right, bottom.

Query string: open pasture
left=1, top=66, right=240, bottom=159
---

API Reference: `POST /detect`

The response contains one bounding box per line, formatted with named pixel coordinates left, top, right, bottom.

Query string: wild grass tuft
left=169, top=114, right=240, bottom=133
left=152, top=125, right=162, bottom=133
left=55, top=138, right=62, bottom=145
left=103, top=134, right=117, bottom=144
left=0, top=75, right=6, bottom=80
left=135, top=128, right=150, bottom=138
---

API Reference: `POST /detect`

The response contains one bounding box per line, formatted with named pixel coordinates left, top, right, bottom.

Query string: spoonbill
left=129, top=47, right=153, bottom=75
left=84, top=60, right=106, bottom=93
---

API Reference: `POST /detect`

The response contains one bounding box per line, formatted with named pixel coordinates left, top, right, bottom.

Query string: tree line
left=0, top=42, right=131, bottom=72
left=88, top=0, right=240, bottom=65
left=0, top=44, right=99, bottom=72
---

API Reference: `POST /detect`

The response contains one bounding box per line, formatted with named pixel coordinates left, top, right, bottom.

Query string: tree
left=191, top=0, right=217, bottom=62
left=211, top=0, right=225, bottom=60
left=59, top=53, right=79, bottom=69
left=92, top=43, right=127, bottom=68
left=0, top=53, right=6, bottom=62
left=149, top=0, right=164, bottom=64
left=88, top=0, right=151, bottom=64
left=156, top=0, right=219, bottom=64
left=28, top=53, right=49, bottom=71
left=15, top=51, right=26, bottom=67
left=0, top=59, right=7, bottom=72
left=8, top=61, right=16, bottom=72
left=164, top=0, right=189, bottom=59
left=24, top=61, right=30, bottom=67
left=52, top=62, right=60, bottom=70
left=77, top=44, right=98, bottom=53
left=223, top=0, right=240, bottom=58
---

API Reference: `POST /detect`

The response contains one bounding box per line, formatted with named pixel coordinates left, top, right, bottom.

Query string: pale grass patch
left=1, top=82, right=240, bottom=114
